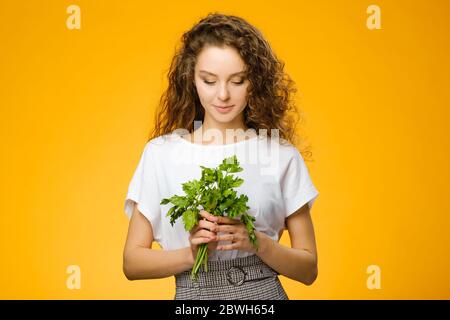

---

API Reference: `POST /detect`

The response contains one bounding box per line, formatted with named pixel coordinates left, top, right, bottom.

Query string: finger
left=198, top=219, right=218, bottom=232
left=194, top=229, right=217, bottom=240
left=190, top=237, right=213, bottom=245
left=216, top=225, right=237, bottom=233
left=199, top=210, right=219, bottom=223
left=216, top=233, right=235, bottom=242
left=217, top=243, right=239, bottom=251
left=189, top=224, right=201, bottom=235
left=216, top=215, right=240, bottom=225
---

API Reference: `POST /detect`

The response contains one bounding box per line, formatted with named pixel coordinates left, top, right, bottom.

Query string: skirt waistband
left=175, top=254, right=279, bottom=288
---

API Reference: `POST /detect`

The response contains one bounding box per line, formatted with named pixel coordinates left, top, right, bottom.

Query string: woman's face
left=194, top=45, right=250, bottom=127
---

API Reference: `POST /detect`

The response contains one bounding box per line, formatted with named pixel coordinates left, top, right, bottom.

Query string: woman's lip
left=214, top=105, right=234, bottom=108
left=214, top=105, right=234, bottom=114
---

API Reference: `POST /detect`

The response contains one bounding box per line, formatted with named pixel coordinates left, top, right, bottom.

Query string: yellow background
left=1, top=0, right=449, bottom=299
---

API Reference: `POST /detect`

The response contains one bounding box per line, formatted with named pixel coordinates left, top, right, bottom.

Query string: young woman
left=123, top=13, right=319, bottom=300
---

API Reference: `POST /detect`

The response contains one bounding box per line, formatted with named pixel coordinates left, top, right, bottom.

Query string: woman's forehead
left=195, top=46, right=246, bottom=75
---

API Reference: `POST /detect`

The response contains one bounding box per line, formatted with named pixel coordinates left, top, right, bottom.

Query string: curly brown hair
left=148, top=12, right=312, bottom=161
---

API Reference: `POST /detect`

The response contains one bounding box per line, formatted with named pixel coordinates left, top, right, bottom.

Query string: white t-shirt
left=124, top=132, right=319, bottom=261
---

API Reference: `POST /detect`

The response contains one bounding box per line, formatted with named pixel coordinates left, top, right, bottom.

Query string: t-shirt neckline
left=175, top=133, right=259, bottom=148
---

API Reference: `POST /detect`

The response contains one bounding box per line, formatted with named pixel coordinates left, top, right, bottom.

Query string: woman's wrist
left=255, top=231, right=273, bottom=256
left=184, top=247, right=195, bottom=268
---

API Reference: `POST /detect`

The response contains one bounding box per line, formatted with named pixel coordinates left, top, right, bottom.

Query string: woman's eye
left=202, top=80, right=244, bottom=85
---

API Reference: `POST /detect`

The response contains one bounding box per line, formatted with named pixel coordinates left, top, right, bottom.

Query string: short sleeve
left=123, top=142, right=162, bottom=241
left=280, top=148, right=319, bottom=217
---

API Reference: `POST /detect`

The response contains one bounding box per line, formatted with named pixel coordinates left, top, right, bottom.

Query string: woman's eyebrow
left=199, top=70, right=247, bottom=77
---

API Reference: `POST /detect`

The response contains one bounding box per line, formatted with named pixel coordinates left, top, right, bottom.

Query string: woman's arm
left=123, top=204, right=194, bottom=280
left=215, top=203, right=318, bottom=285
left=255, top=203, right=318, bottom=285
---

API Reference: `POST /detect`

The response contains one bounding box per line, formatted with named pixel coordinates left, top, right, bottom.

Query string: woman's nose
left=217, top=83, right=230, bottom=100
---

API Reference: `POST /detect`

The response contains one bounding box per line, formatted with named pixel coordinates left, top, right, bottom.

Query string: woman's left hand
left=215, top=216, right=259, bottom=254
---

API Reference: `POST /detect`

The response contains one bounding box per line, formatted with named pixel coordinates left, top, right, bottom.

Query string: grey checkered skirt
left=174, top=254, right=289, bottom=300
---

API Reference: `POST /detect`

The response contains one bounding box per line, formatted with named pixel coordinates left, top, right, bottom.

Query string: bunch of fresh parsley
left=160, top=155, right=258, bottom=280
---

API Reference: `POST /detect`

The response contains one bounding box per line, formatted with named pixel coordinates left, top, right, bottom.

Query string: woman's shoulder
left=259, top=135, right=300, bottom=157
left=138, top=133, right=181, bottom=161
left=259, top=137, right=309, bottom=173
left=146, top=133, right=182, bottom=148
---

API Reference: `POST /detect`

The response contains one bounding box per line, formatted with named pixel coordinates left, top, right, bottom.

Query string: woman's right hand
left=188, top=210, right=219, bottom=265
